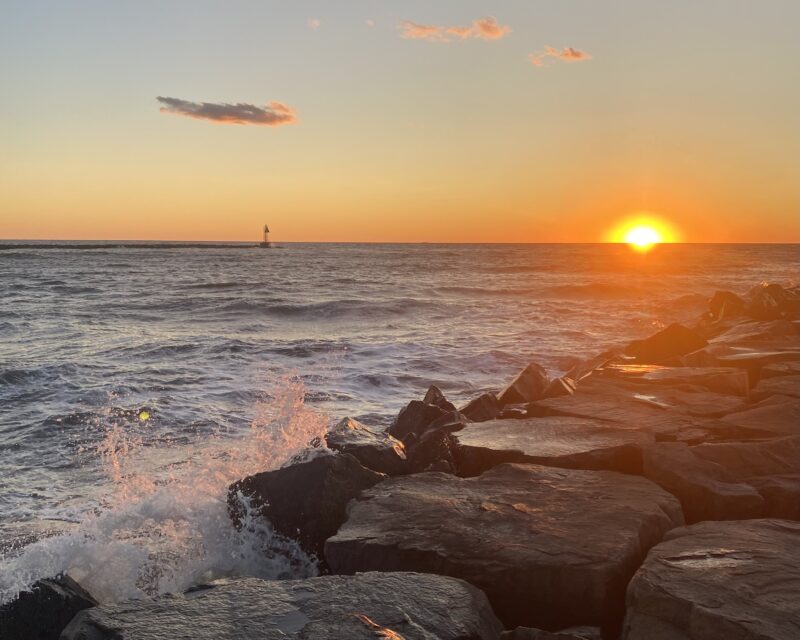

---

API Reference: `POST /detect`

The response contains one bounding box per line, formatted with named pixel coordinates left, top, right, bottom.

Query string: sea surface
left=1, top=242, right=797, bottom=603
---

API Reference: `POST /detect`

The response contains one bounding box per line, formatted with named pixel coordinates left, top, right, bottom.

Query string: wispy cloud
left=399, top=16, right=510, bottom=43
left=529, top=46, right=591, bottom=68
left=157, top=97, right=297, bottom=127
left=365, top=18, right=375, bottom=28
left=308, top=18, right=321, bottom=31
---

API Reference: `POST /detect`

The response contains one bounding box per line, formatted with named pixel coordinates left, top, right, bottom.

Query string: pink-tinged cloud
left=308, top=18, right=321, bottom=30
left=529, top=46, right=592, bottom=68
left=157, top=97, right=297, bottom=127
left=400, top=16, right=510, bottom=43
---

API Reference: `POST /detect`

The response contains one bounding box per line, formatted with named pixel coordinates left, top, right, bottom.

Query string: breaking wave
left=0, top=377, right=326, bottom=605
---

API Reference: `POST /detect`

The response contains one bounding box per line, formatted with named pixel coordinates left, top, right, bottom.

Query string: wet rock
left=423, top=384, right=457, bottom=412
left=454, top=416, right=652, bottom=477
left=600, top=364, right=749, bottom=396
left=325, top=417, right=407, bottom=475
left=565, top=350, right=622, bottom=382
left=389, top=400, right=448, bottom=441
left=709, top=290, right=746, bottom=321
left=0, top=574, right=97, bottom=640
left=642, top=442, right=765, bottom=523
left=426, top=410, right=470, bottom=433
left=497, top=363, right=550, bottom=406
left=499, top=403, right=529, bottom=419
left=622, top=519, right=800, bottom=640
left=62, top=572, right=503, bottom=640
left=745, top=282, right=795, bottom=320
left=326, top=463, right=683, bottom=636
left=625, top=323, right=707, bottom=364
left=531, top=377, right=758, bottom=443
left=460, top=392, right=501, bottom=422
left=406, top=428, right=458, bottom=474
left=228, top=453, right=384, bottom=562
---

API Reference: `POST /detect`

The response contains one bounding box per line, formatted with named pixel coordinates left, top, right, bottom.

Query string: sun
left=624, top=225, right=662, bottom=252
left=607, top=214, right=680, bottom=253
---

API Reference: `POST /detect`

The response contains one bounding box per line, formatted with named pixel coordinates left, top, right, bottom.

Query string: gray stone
left=228, top=453, right=383, bottom=563
left=423, top=384, right=458, bottom=412
left=0, top=574, right=97, bottom=640
left=747, top=475, right=800, bottom=519
left=389, top=400, right=448, bottom=441
left=325, top=417, right=407, bottom=475
left=62, top=572, right=503, bottom=640
left=497, top=363, right=550, bottom=406
left=622, top=519, right=800, bottom=640
left=326, top=463, right=683, bottom=636
left=721, top=394, right=800, bottom=437
left=453, top=416, right=652, bottom=477
left=599, top=364, right=749, bottom=396
left=690, top=436, right=800, bottom=480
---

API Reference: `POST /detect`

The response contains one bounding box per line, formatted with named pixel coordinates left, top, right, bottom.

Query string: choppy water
left=1, top=242, right=797, bottom=603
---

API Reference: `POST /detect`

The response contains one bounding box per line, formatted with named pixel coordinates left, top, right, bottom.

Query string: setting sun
left=608, top=214, right=680, bottom=252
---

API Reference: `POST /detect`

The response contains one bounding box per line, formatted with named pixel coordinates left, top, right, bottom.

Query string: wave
left=0, top=377, right=326, bottom=605
left=434, top=285, right=539, bottom=297
left=214, top=298, right=442, bottom=320
left=542, top=282, right=659, bottom=299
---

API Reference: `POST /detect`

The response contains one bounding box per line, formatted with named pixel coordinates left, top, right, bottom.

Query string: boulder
left=62, top=572, right=503, bottom=640
left=453, top=416, right=652, bottom=477
left=709, top=290, right=745, bottom=321
left=690, top=435, right=800, bottom=479
left=228, top=453, right=383, bottom=562
left=744, top=283, right=794, bottom=320
left=642, top=442, right=765, bottom=523
left=600, top=364, right=749, bottom=397
left=625, top=323, right=707, bottom=364
left=754, top=373, right=800, bottom=399
left=325, top=417, right=407, bottom=475
left=423, top=384, right=457, bottom=412
left=406, top=428, right=458, bottom=474
left=389, top=400, right=447, bottom=441
left=460, top=392, right=501, bottom=422
left=497, top=363, right=550, bottom=406
left=747, top=475, right=800, bottom=520
left=426, top=410, right=470, bottom=433
left=502, top=627, right=601, bottom=640
left=326, top=463, right=683, bottom=636
left=721, top=394, right=800, bottom=437
left=622, top=519, right=800, bottom=640
left=0, top=574, right=97, bottom=640
left=542, top=376, right=577, bottom=399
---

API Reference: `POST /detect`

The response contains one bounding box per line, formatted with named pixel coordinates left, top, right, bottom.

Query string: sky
left=1, top=0, right=798, bottom=242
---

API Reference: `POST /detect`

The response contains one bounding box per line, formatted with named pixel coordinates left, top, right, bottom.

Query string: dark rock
left=502, top=628, right=601, bottom=640
left=565, top=350, right=622, bottom=382
left=325, top=417, right=407, bottom=475
left=423, top=384, right=458, bottom=412
left=542, top=376, right=577, bottom=399
left=326, top=463, right=683, bottom=636
left=62, top=572, right=503, bottom=640
left=460, top=392, right=501, bottom=422
left=625, top=323, right=707, bottom=364
left=600, top=364, right=749, bottom=397
left=691, top=435, right=800, bottom=479
left=0, top=574, right=97, bottom=640
left=745, top=283, right=792, bottom=320
left=622, top=519, right=800, bottom=640
left=709, top=290, right=746, bottom=321
left=426, top=410, right=470, bottom=433
left=453, top=416, right=652, bottom=477
left=642, top=442, right=765, bottom=523
left=228, top=453, right=384, bottom=562
left=389, top=400, right=447, bottom=441
left=406, top=428, right=458, bottom=474
left=754, top=373, right=800, bottom=399
left=497, top=363, right=550, bottom=406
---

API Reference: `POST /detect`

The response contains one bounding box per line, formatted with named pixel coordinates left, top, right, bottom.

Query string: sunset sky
left=1, top=0, right=798, bottom=242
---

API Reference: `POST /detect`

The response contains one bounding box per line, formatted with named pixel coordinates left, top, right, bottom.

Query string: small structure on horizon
left=259, top=224, right=271, bottom=248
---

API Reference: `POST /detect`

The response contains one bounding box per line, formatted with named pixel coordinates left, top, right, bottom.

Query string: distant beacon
left=259, top=224, right=271, bottom=248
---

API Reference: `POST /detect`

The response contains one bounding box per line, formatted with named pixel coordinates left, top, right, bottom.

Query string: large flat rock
left=453, top=416, right=653, bottom=476
left=62, top=572, right=502, bottom=640
left=623, top=519, right=800, bottom=640
left=721, top=394, right=800, bottom=437
left=326, top=463, right=683, bottom=637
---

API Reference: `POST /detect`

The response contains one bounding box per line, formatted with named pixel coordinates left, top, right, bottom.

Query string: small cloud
left=157, top=97, right=297, bottom=127
left=365, top=18, right=375, bottom=28
left=308, top=18, right=321, bottom=30
left=529, top=46, right=591, bottom=68
left=399, top=16, right=510, bottom=43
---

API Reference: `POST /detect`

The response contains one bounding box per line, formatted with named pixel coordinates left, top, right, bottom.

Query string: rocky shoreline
left=2, top=282, right=799, bottom=639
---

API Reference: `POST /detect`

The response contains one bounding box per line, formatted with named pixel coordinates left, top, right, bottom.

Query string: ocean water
left=1, top=242, right=797, bottom=603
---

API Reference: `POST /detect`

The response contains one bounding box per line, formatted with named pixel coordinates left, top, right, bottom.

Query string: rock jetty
left=6, top=282, right=799, bottom=640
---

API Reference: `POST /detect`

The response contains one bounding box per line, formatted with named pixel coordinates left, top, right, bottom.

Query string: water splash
left=0, top=376, right=327, bottom=604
